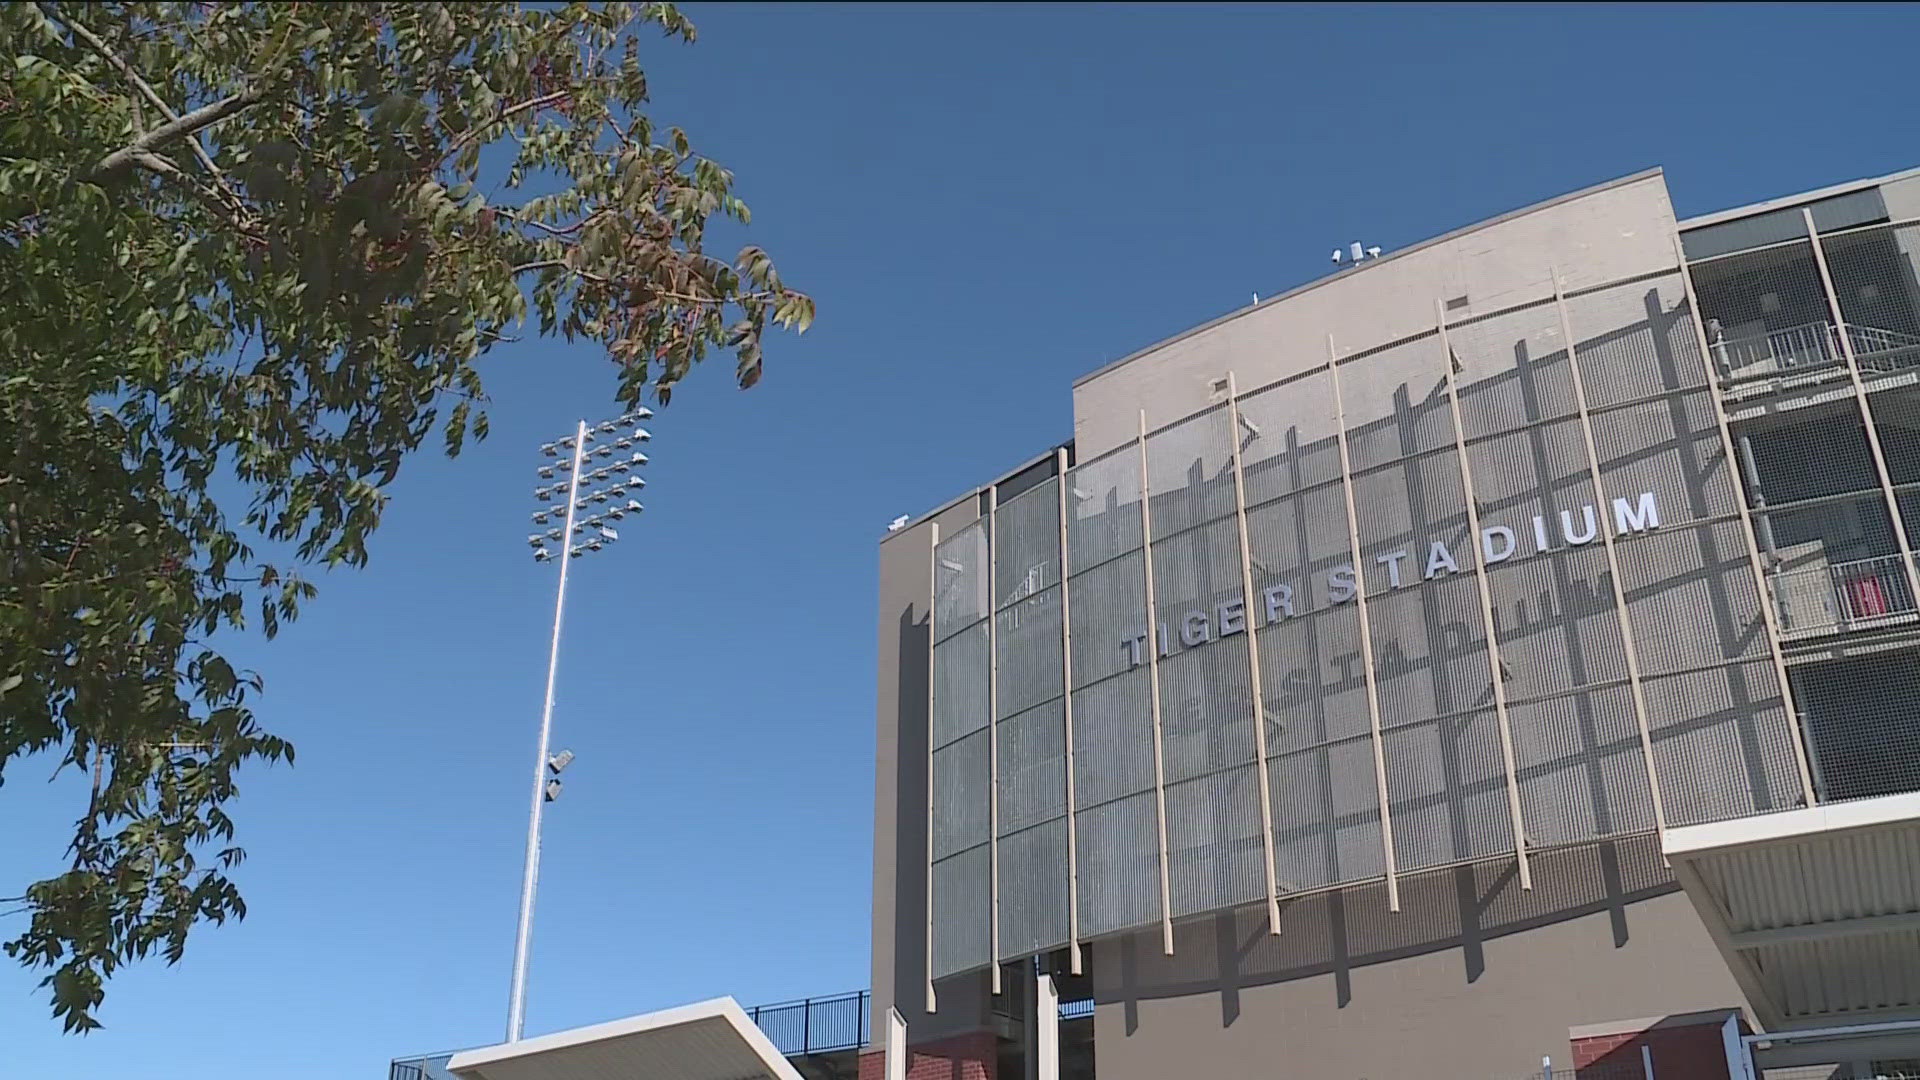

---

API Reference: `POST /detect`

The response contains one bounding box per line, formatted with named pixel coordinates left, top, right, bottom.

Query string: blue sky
left=5, top=3, right=1919, bottom=1075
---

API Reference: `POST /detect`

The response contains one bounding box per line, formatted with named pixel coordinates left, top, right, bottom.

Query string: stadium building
left=869, top=164, right=1920, bottom=1080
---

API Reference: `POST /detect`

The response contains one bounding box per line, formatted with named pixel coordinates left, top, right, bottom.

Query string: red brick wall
left=858, top=1031, right=996, bottom=1080
left=1572, top=1015, right=1734, bottom=1080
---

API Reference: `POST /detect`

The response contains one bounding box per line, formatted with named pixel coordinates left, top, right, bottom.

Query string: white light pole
left=506, top=409, right=653, bottom=1043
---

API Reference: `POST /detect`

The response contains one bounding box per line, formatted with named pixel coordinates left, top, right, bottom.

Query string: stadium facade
left=870, top=165, right=1920, bottom=1080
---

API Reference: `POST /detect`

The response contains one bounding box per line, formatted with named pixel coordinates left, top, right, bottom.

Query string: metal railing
left=747, top=990, right=871, bottom=1058
left=1060, top=997, right=1095, bottom=1020
left=1769, top=552, right=1920, bottom=638
left=1712, top=320, right=1920, bottom=382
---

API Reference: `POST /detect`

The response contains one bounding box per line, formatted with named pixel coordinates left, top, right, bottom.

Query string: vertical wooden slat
left=1434, top=304, right=1532, bottom=890
left=1551, top=270, right=1668, bottom=850
left=1053, top=448, right=1084, bottom=974
left=1136, top=410, right=1176, bottom=955
left=1225, top=372, right=1284, bottom=933
left=1326, top=336, right=1400, bottom=912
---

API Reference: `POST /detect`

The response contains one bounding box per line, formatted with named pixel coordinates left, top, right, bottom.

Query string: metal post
left=925, top=522, right=941, bottom=1014
left=1036, top=972, right=1061, bottom=1080
left=1734, top=435, right=1780, bottom=569
left=1673, top=234, right=1818, bottom=809
left=507, top=419, right=588, bottom=1043
left=1226, top=373, right=1284, bottom=933
left=1804, top=207, right=1920, bottom=608
left=1434, top=304, right=1532, bottom=891
left=1326, top=336, right=1400, bottom=912
left=1136, top=410, right=1177, bottom=955
left=886, top=1007, right=908, bottom=1080
left=987, top=486, right=1003, bottom=994
left=1550, top=272, right=1670, bottom=852
left=1053, top=448, right=1085, bottom=974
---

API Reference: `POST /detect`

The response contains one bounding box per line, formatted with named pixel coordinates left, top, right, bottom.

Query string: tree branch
left=48, top=3, right=257, bottom=212
left=91, top=92, right=265, bottom=183
left=445, top=91, right=573, bottom=161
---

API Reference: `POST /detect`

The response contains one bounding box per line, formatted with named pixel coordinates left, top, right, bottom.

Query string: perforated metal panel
left=1164, top=764, right=1265, bottom=918
left=1145, top=405, right=1235, bottom=536
left=997, top=699, right=1065, bottom=834
left=1383, top=708, right=1515, bottom=868
left=998, top=819, right=1069, bottom=959
left=1070, top=668, right=1155, bottom=810
left=1151, top=518, right=1256, bottom=785
left=1268, top=734, right=1387, bottom=891
left=1076, top=790, right=1162, bottom=937
left=996, top=479, right=1061, bottom=609
left=932, top=729, right=989, bottom=859
left=932, top=621, right=991, bottom=749
left=1564, top=274, right=1711, bottom=406
left=1509, top=683, right=1657, bottom=845
left=1237, top=371, right=1342, bottom=505
left=1644, top=660, right=1800, bottom=825
left=1065, top=447, right=1143, bottom=572
left=934, top=522, right=991, bottom=639
left=1448, top=298, right=1578, bottom=442
left=930, top=844, right=989, bottom=979
left=995, top=588, right=1063, bottom=720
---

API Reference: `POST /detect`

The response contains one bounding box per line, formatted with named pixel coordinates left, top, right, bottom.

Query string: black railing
left=747, top=990, right=871, bottom=1057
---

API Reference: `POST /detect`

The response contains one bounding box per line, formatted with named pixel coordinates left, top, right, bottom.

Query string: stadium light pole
left=506, top=409, right=653, bottom=1043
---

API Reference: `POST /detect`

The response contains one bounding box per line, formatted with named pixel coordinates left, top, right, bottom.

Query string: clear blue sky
left=5, top=3, right=1917, bottom=1075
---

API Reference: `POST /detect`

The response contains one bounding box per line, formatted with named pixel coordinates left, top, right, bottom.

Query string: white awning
left=446, top=998, right=806, bottom=1080
left=1664, top=791, right=1920, bottom=1030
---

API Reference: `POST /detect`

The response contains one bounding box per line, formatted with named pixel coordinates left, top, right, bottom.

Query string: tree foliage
left=0, top=1, right=811, bottom=1031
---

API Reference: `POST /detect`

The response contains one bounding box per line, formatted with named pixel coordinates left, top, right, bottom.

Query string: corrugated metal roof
left=1667, top=796, right=1920, bottom=1027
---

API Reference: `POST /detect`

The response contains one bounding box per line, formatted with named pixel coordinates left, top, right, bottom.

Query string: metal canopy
left=1665, top=791, right=1920, bottom=1030
left=446, top=998, right=805, bottom=1080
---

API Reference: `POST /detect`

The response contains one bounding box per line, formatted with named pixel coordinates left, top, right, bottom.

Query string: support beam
left=987, top=488, right=1003, bottom=995
left=1326, top=336, right=1401, bottom=912
left=1226, top=372, right=1285, bottom=933
left=886, top=1007, right=908, bottom=1080
left=1435, top=304, right=1532, bottom=890
left=1036, top=973, right=1060, bottom=1080
left=1137, top=410, right=1177, bottom=954
left=925, top=523, right=940, bottom=1014
left=1551, top=271, right=1670, bottom=852
left=1053, top=448, right=1085, bottom=974
left=1728, top=909, right=1920, bottom=949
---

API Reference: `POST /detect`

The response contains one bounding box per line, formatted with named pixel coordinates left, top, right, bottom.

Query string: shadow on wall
left=1096, top=834, right=1675, bottom=1035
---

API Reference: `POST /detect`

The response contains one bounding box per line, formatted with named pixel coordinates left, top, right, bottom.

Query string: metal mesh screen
left=1564, top=274, right=1712, bottom=406
left=1448, top=297, right=1578, bottom=442
left=1145, top=405, right=1235, bottom=535
left=930, top=844, right=989, bottom=979
left=1791, top=649, right=1920, bottom=802
left=1151, top=518, right=1256, bottom=785
left=1509, top=683, right=1656, bottom=845
left=1164, top=764, right=1266, bottom=918
left=1688, top=238, right=1837, bottom=384
left=932, top=729, right=989, bottom=859
left=932, top=621, right=991, bottom=749
left=996, top=479, right=1061, bottom=609
left=1335, top=332, right=1453, bottom=473
left=997, top=819, right=1069, bottom=959
left=1615, top=519, right=1770, bottom=673
left=1237, top=371, right=1342, bottom=505
left=1071, top=667, right=1155, bottom=809
left=997, top=698, right=1065, bottom=834
left=1589, top=390, right=1737, bottom=521
left=1383, top=708, right=1515, bottom=867
left=934, top=521, right=990, bottom=639
left=1076, top=791, right=1161, bottom=937
left=995, top=588, right=1063, bottom=719
left=1820, top=221, right=1920, bottom=384
left=1268, top=733, right=1386, bottom=891
left=1065, top=445, right=1143, bottom=571
left=1644, top=660, right=1799, bottom=825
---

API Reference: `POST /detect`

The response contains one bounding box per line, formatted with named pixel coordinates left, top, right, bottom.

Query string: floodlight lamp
left=557, top=459, right=572, bottom=472
left=541, top=443, right=559, bottom=457
left=586, top=538, right=604, bottom=552
left=611, top=461, right=630, bottom=475
left=624, top=408, right=654, bottom=422
left=546, top=527, right=563, bottom=541
left=607, top=507, right=626, bottom=520
left=572, top=522, right=585, bottom=534
left=627, top=452, right=648, bottom=466
left=535, top=488, right=553, bottom=502
left=538, top=466, right=555, bottom=479
left=597, top=420, right=617, bottom=434
left=569, top=545, right=585, bottom=558
left=629, top=427, right=652, bottom=442
left=531, top=510, right=550, bottom=524
left=557, top=436, right=575, bottom=450
left=527, top=534, right=543, bottom=548
left=593, top=445, right=613, bottom=458
left=533, top=548, right=554, bottom=563
left=590, top=491, right=609, bottom=504
left=547, top=749, right=574, bottom=774
left=624, top=499, right=643, bottom=513
left=599, top=526, right=619, bottom=542
left=543, top=778, right=563, bottom=802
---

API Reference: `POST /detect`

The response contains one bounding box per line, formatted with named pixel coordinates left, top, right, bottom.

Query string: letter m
left=1612, top=492, right=1660, bottom=535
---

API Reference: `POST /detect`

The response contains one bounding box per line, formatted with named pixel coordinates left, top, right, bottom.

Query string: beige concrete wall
left=1090, top=838, right=1747, bottom=1080
left=1071, top=171, right=1683, bottom=459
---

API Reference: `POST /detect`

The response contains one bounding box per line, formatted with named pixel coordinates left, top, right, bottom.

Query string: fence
left=1709, top=319, right=1920, bottom=382
left=1770, top=552, right=1920, bottom=638
left=746, top=990, right=871, bottom=1057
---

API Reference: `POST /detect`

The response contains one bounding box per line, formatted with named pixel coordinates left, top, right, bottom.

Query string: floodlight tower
left=506, top=409, right=652, bottom=1042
